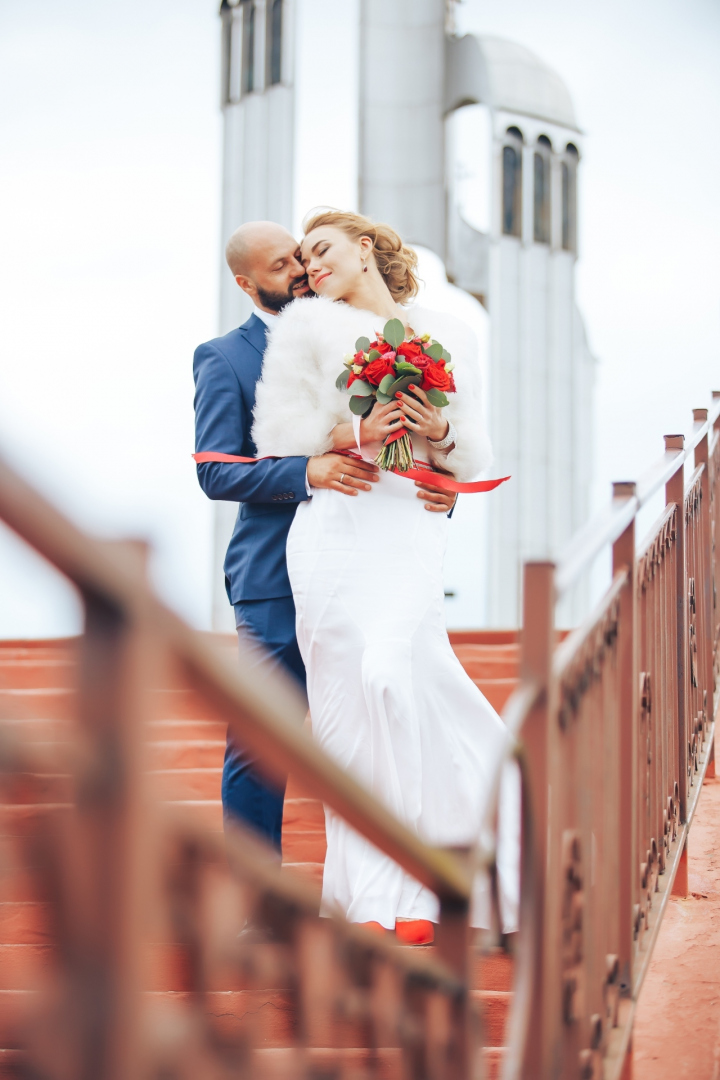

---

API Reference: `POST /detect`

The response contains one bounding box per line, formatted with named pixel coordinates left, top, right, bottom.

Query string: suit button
left=287, top=492, right=295, bottom=499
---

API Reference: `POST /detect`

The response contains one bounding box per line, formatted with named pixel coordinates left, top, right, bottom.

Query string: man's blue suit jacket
left=193, top=313, right=310, bottom=604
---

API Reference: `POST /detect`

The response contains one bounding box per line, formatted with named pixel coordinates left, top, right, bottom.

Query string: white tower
left=445, top=35, right=594, bottom=625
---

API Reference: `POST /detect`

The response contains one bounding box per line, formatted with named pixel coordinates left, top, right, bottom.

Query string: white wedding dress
left=252, top=296, right=519, bottom=931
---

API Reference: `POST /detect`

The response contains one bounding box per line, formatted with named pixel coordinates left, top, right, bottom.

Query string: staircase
left=0, top=632, right=519, bottom=1077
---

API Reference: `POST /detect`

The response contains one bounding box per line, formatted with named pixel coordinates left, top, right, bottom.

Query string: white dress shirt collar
left=252, top=305, right=278, bottom=329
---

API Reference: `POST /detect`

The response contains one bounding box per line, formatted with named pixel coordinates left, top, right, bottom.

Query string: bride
left=252, top=209, right=517, bottom=943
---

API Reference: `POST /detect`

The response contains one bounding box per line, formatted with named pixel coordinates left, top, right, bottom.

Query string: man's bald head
left=225, top=220, right=294, bottom=277
left=226, top=220, right=309, bottom=313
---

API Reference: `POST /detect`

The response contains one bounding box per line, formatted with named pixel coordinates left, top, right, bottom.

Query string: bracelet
left=428, top=419, right=457, bottom=451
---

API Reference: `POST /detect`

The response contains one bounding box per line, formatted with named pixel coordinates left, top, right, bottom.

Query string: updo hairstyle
left=302, top=209, right=419, bottom=303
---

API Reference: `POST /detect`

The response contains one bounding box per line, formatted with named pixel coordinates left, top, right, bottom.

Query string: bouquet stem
left=375, top=429, right=415, bottom=472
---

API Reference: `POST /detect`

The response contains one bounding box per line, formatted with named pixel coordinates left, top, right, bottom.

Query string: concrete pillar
left=359, top=0, right=446, bottom=255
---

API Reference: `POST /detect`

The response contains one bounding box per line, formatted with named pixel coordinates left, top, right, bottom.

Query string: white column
left=359, top=0, right=446, bottom=255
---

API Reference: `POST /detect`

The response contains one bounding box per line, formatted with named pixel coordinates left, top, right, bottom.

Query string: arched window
left=533, top=135, right=551, bottom=244
left=268, top=0, right=283, bottom=85
left=562, top=143, right=579, bottom=253
left=502, top=127, right=523, bottom=238
left=241, top=2, right=255, bottom=95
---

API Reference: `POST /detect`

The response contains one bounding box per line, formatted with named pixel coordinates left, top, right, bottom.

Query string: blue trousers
left=222, top=596, right=306, bottom=853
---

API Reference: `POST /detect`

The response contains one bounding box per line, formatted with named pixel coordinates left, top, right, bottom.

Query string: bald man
left=193, top=221, right=455, bottom=853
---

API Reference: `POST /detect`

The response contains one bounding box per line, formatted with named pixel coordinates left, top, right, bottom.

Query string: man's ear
left=235, top=274, right=257, bottom=300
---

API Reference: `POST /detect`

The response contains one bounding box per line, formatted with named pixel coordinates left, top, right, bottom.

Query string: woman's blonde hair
left=303, top=209, right=419, bottom=303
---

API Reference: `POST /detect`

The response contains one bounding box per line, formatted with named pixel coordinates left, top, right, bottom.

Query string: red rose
left=363, top=354, right=396, bottom=386
left=374, top=339, right=395, bottom=354
left=421, top=361, right=453, bottom=393
left=347, top=370, right=364, bottom=388
left=409, top=352, right=431, bottom=369
left=397, top=340, right=424, bottom=360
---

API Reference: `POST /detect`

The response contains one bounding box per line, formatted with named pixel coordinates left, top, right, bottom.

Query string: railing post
left=612, top=482, right=637, bottom=998
left=72, top=542, right=153, bottom=1080
left=709, top=395, right=720, bottom=777
left=665, top=436, right=688, bottom=824
left=693, top=409, right=714, bottom=735
left=518, top=561, right=558, bottom=1079
left=434, top=888, right=472, bottom=1080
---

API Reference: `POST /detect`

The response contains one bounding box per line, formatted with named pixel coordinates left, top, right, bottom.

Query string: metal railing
left=1, top=394, right=718, bottom=1079
left=504, top=400, right=719, bottom=1080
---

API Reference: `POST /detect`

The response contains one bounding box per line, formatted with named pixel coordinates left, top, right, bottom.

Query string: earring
left=362, top=261, right=368, bottom=273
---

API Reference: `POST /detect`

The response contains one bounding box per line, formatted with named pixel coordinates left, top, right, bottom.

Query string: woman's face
left=301, top=225, right=369, bottom=299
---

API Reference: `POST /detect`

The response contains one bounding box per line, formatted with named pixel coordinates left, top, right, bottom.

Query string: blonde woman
left=252, top=210, right=517, bottom=943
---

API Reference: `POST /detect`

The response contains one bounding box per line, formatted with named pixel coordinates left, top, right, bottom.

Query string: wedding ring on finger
left=340, top=473, right=345, bottom=485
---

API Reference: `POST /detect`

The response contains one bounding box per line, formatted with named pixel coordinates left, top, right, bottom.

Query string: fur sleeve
left=413, top=309, right=493, bottom=482
left=252, top=297, right=341, bottom=458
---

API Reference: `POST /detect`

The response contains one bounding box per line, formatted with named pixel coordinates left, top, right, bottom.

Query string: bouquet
left=335, top=318, right=456, bottom=472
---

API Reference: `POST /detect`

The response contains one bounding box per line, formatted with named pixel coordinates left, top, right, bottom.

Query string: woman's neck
left=341, top=273, right=400, bottom=321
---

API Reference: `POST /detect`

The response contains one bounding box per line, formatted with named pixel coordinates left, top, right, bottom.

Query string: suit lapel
left=235, top=313, right=269, bottom=456
left=239, top=313, right=269, bottom=358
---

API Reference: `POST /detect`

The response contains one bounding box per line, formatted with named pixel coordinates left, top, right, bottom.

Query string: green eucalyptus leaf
left=383, top=318, right=405, bottom=349
left=378, top=373, right=396, bottom=395
left=426, top=388, right=449, bottom=408
left=368, top=349, right=381, bottom=361
left=355, top=336, right=371, bottom=353
left=335, top=369, right=350, bottom=391
left=386, top=374, right=416, bottom=398
left=425, top=342, right=443, bottom=361
left=349, top=379, right=374, bottom=397
left=376, top=391, right=393, bottom=404
left=395, top=361, right=422, bottom=376
left=441, top=347, right=452, bottom=363
left=349, top=394, right=374, bottom=416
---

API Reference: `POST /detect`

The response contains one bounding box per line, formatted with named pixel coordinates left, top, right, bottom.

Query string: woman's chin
left=313, top=281, right=345, bottom=301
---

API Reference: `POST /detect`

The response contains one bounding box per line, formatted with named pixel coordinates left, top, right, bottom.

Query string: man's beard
left=256, top=278, right=309, bottom=313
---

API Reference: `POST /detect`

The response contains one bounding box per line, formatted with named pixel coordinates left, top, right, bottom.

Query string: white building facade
left=213, top=1, right=593, bottom=630
left=445, top=35, right=594, bottom=624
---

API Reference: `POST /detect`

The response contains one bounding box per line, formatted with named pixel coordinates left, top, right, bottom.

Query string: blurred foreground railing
left=0, top=454, right=521, bottom=1078
left=1, top=394, right=719, bottom=1079
left=504, top=400, right=719, bottom=1080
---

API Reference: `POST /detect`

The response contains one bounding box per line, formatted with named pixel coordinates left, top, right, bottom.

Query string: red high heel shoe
left=395, top=919, right=435, bottom=945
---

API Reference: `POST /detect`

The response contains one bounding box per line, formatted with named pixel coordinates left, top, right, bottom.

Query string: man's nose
left=290, top=259, right=306, bottom=278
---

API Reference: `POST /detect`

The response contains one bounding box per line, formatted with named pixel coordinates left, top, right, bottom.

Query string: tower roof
left=445, top=34, right=579, bottom=131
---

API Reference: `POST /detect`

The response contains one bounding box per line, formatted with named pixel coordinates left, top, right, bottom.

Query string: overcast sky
left=1, top=0, right=719, bottom=636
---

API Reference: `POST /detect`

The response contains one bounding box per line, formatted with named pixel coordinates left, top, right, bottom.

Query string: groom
left=193, top=220, right=457, bottom=853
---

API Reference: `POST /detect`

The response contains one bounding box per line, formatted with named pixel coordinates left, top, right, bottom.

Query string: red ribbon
left=193, top=451, right=510, bottom=495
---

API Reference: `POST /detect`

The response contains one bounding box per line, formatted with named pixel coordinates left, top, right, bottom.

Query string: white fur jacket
left=252, top=295, right=493, bottom=482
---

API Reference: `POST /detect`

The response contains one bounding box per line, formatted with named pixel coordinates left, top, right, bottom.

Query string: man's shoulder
left=195, top=315, right=263, bottom=362
left=193, top=317, right=268, bottom=396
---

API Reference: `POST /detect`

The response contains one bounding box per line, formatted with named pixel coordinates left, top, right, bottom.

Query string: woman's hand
left=395, top=385, right=449, bottom=443
left=359, top=401, right=406, bottom=444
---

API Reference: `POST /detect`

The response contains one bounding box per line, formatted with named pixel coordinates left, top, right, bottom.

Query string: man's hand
left=415, top=480, right=457, bottom=513
left=307, top=453, right=379, bottom=495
